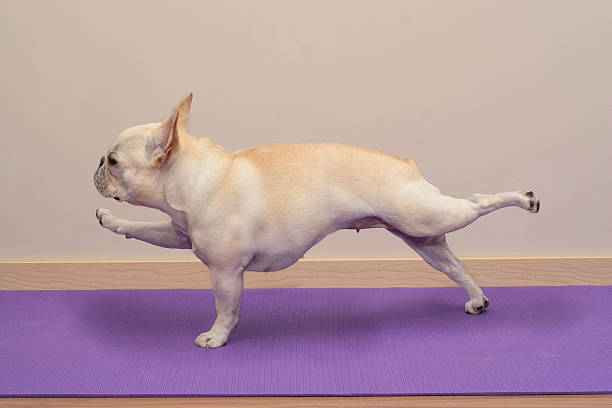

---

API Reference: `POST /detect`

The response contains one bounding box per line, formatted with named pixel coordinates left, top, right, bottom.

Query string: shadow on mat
left=78, top=289, right=579, bottom=349
left=78, top=291, right=214, bottom=349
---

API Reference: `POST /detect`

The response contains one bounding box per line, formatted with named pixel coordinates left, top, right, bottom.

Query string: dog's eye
left=107, top=155, right=118, bottom=166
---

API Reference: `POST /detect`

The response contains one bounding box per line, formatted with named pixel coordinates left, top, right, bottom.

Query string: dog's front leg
left=194, top=265, right=245, bottom=348
left=95, top=208, right=191, bottom=249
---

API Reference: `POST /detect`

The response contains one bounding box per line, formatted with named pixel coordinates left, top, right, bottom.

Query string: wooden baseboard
left=0, top=257, right=609, bottom=290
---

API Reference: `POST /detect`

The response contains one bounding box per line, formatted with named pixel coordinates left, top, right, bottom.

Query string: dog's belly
left=243, top=216, right=392, bottom=273
left=244, top=224, right=336, bottom=272
left=244, top=251, right=304, bottom=272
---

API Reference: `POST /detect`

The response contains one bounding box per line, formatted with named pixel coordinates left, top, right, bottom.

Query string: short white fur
left=94, top=93, right=540, bottom=348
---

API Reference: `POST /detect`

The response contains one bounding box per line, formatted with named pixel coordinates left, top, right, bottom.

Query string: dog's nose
left=98, top=156, right=104, bottom=169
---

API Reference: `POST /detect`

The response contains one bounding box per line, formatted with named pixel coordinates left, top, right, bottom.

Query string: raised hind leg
left=389, top=231, right=489, bottom=314
left=388, top=182, right=541, bottom=237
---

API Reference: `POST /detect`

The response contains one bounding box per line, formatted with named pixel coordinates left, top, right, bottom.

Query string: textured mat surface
left=0, top=286, right=610, bottom=396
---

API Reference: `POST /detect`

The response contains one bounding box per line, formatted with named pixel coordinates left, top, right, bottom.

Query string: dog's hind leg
left=388, top=231, right=489, bottom=314
left=386, top=182, right=540, bottom=237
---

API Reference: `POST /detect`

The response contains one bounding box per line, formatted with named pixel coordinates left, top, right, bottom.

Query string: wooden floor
left=1, top=257, right=610, bottom=407
left=1, top=395, right=611, bottom=407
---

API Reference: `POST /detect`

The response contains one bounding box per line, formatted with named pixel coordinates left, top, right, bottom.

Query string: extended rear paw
left=521, top=191, right=540, bottom=213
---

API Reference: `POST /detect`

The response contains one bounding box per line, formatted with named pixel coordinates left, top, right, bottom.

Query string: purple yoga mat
left=0, top=286, right=610, bottom=396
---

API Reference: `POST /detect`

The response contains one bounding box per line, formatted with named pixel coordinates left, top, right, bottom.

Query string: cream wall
left=0, top=0, right=610, bottom=261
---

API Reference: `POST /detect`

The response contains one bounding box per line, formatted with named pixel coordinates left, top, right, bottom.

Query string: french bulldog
left=94, top=93, right=540, bottom=348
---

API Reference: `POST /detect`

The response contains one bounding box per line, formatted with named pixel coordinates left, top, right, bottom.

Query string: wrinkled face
left=93, top=122, right=164, bottom=205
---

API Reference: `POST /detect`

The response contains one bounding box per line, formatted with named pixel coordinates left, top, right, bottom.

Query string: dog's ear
left=174, top=92, right=193, bottom=134
left=152, top=109, right=179, bottom=166
left=151, top=93, right=193, bottom=166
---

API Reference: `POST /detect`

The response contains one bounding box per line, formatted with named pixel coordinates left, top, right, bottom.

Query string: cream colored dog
left=94, top=93, right=540, bottom=348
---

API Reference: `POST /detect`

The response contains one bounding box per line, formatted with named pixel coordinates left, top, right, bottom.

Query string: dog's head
left=93, top=92, right=192, bottom=207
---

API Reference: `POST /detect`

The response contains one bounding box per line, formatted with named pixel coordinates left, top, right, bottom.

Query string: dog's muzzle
left=94, top=156, right=122, bottom=201
left=93, top=156, right=108, bottom=196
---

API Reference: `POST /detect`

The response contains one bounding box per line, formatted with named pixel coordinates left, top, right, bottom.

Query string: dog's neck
left=152, top=134, right=233, bottom=227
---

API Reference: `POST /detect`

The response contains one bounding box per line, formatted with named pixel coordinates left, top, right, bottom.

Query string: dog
left=94, top=93, right=540, bottom=348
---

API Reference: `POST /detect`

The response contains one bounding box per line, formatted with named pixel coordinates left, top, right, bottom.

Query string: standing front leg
left=194, top=265, right=245, bottom=348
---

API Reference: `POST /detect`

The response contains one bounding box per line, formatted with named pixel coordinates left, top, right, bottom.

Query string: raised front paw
left=194, top=331, right=228, bottom=349
left=95, top=208, right=125, bottom=235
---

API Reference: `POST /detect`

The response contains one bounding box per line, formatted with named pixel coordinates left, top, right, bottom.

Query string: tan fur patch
left=234, top=142, right=423, bottom=223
